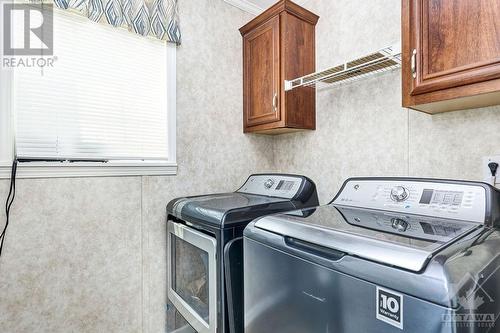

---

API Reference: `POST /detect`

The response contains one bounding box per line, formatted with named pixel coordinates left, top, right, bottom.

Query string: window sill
left=0, top=161, right=178, bottom=179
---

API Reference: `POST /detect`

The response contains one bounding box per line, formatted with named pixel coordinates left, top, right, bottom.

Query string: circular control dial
left=391, top=218, right=409, bottom=232
left=390, top=186, right=409, bottom=202
left=264, top=179, right=275, bottom=189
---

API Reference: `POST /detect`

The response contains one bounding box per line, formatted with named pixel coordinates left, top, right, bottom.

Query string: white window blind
left=13, top=9, right=170, bottom=161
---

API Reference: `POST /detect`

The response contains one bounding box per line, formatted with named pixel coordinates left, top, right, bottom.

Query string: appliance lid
left=167, top=174, right=319, bottom=228
left=168, top=192, right=290, bottom=226
left=254, top=205, right=481, bottom=272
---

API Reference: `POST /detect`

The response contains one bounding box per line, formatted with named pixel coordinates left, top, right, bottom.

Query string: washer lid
left=254, top=205, right=480, bottom=272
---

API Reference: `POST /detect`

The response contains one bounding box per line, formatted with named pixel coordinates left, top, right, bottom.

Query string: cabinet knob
left=272, top=93, right=278, bottom=112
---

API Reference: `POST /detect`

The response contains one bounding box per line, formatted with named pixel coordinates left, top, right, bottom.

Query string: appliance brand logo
left=376, top=286, right=403, bottom=329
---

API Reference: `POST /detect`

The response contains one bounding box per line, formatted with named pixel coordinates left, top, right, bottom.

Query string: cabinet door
left=243, top=16, right=280, bottom=128
left=409, top=0, right=500, bottom=96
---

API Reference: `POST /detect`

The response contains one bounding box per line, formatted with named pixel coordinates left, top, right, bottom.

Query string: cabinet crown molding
left=239, top=0, right=318, bottom=36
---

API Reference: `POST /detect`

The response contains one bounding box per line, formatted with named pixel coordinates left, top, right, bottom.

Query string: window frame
left=0, top=28, right=177, bottom=179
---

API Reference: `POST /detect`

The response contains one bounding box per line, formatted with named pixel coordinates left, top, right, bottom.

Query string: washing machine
left=244, top=177, right=500, bottom=333
left=166, top=173, right=319, bottom=333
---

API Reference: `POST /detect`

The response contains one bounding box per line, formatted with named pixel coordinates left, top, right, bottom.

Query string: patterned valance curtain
left=53, top=0, right=181, bottom=43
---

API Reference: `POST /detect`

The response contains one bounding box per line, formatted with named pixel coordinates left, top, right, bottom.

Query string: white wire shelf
left=284, top=44, right=401, bottom=91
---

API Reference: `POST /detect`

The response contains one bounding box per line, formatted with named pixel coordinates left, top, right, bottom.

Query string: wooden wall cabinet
left=240, top=0, right=318, bottom=134
left=402, top=0, right=500, bottom=114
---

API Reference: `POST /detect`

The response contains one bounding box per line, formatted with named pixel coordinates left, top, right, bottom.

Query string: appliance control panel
left=238, top=175, right=303, bottom=199
left=332, top=179, right=487, bottom=223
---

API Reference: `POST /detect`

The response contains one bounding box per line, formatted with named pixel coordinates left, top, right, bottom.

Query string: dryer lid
left=254, top=205, right=480, bottom=272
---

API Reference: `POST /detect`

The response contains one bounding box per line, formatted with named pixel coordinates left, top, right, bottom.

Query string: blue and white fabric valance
left=53, top=0, right=181, bottom=43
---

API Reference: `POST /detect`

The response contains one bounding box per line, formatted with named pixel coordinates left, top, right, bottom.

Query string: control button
left=390, top=186, right=409, bottom=202
left=391, top=218, right=409, bottom=232
left=432, top=192, right=444, bottom=203
left=264, top=179, right=275, bottom=189
left=452, top=194, right=463, bottom=205
left=443, top=194, right=453, bottom=204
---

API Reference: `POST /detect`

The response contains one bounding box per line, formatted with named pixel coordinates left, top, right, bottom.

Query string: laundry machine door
left=168, top=221, right=217, bottom=333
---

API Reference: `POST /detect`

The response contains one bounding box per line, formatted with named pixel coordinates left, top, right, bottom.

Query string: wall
left=0, top=1, right=273, bottom=332
left=274, top=0, right=500, bottom=203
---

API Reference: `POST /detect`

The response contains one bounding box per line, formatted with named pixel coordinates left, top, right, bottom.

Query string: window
left=0, top=8, right=176, bottom=178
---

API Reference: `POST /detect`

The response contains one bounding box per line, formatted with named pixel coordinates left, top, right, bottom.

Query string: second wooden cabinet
left=402, top=0, right=500, bottom=113
left=240, top=0, right=319, bottom=134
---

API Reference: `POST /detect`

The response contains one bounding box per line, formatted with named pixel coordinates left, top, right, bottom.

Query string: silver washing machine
left=244, top=177, right=500, bottom=333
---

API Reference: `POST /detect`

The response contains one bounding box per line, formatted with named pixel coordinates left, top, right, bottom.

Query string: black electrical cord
left=0, top=159, right=18, bottom=258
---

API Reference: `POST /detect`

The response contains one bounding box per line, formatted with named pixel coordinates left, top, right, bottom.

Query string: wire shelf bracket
left=284, top=44, right=402, bottom=91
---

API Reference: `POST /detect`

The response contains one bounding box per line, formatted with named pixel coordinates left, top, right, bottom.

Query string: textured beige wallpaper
left=274, top=0, right=500, bottom=203
left=0, top=177, right=143, bottom=332
left=0, top=1, right=273, bottom=332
